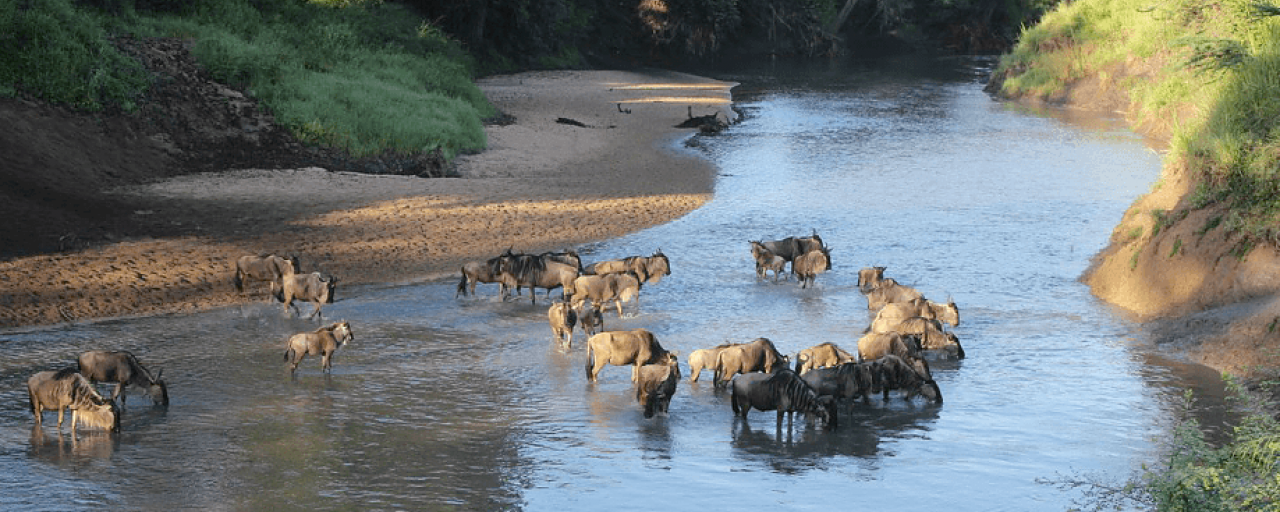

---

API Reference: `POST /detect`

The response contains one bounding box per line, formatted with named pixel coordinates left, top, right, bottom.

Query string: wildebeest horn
left=155, top=369, right=163, bottom=381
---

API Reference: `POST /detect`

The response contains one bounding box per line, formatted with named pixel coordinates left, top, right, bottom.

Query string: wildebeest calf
left=547, top=301, right=577, bottom=348
left=284, top=321, right=354, bottom=374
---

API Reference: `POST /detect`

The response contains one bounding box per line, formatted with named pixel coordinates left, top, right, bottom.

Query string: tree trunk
left=826, top=0, right=861, bottom=34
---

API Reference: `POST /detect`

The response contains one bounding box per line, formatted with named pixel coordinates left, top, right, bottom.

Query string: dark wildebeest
left=687, top=342, right=736, bottom=382
left=795, top=342, right=857, bottom=374
left=749, top=241, right=787, bottom=283
left=865, top=280, right=924, bottom=310
left=584, top=250, right=671, bottom=285
left=714, top=337, right=790, bottom=387
left=857, top=331, right=923, bottom=362
left=233, top=254, right=299, bottom=298
left=547, top=301, right=577, bottom=348
left=570, top=272, right=642, bottom=317
left=731, top=369, right=837, bottom=431
left=584, top=328, right=676, bottom=383
left=754, top=232, right=824, bottom=274
left=276, top=269, right=337, bottom=319
left=457, top=254, right=514, bottom=299
left=868, top=297, right=960, bottom=333
left=27, top=368, right=120, bottom=432
left=505, top=252, right=579, bottom=304
left=635, top=360, right=680, bottom=419
left=792, top=246, right=832, bottom=288
left=800, top=362, right=881, bottom=405
left=874, top=354, right=942, bottom=403
left=77, top=350, right=169, bottom=407
left=857, top=266, right=887, bottom=293
left=284, top=321, right=354, bottom=374
left=576, top=302, right=604, bottom=338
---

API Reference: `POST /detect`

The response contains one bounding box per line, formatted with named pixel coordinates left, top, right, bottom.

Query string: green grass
left=993, top=0, right=1280, bottom=246
left=1, top=0, right=493, bottom=159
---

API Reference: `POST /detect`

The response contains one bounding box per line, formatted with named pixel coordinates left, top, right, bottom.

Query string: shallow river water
left=0, top=57, right=1224, bottom=511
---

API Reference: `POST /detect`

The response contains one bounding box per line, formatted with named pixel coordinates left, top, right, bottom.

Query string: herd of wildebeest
left=24, top=230, right=963, bottom=436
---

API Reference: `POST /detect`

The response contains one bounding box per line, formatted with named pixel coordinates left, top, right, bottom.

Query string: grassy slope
left=1, top=0, right=494, bottom=160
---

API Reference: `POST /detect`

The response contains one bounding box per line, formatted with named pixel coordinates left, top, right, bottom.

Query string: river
left=0, top=56, right=1223, bottom=511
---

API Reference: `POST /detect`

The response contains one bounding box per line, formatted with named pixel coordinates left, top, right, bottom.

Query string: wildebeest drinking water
left=868, top=297, right=960, bottom=333
left=731, top=369, right=836, bottom=431
left=284, top=321, right=354, bottom=374
left=635, top=358, right=680, bottom=418
left=233, top=254, right=299, bottom=298
left=27, top=368, right=120, bottom=432
left=77, top=350, right=169, bottom=407
left=794, top=342, right=857, bottom=374
left=584, top=328, right=676, bottom=383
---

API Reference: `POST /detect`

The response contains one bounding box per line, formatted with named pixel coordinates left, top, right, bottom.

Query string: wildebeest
left=876, top=316, right=965, bottom=359
left=731, top=369, right=836, bottom=431
left=687, top=342, right=737, bottom=382
left=505, top=252, right=579, bottom=304
left=753, top=232, right=824, bottom=273
left=800, top=362, right=880, bottom=405
left=749, top=241, right=787, bottom=282
left=874, top=354, right=942, bottom=403
left=795, top=342, right=857, bottom=374
left=792, top=246, right=832, bottom=288
left=276, top=268, right=337, bottom=319
left=635, top=360, right=680, bottom=419
left=714, top=337, right=790, bottom=387
left=867, top=298, right=960, bottom=333
left=584, top=250, right=671, bottom=285
left=284, top=321, right=354, bottom=374
left=584, top=328, right=676, bottom=383
left=233, top=254, right=299, bottom=297
left=857, top=266, right=887, bottom=293
left=27, top=368, right=120, bottom=432
left=576, top=302, right=604, bottom=338
left=547, top=301, right=577, bottom=348
left=77, top=350, right=169, bottom=407
left=865, top=279, right=924, bottom=310
left=541, top=249, right=583, bottom=272
left=457, top=254, right=514, bottom=299
left=570, top=272, right=643, bottom=317
left=857, top=331, right=923, bottom=362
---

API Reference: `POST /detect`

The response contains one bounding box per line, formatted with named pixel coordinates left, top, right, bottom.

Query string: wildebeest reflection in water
left=29, top=425, right=118, bottom=461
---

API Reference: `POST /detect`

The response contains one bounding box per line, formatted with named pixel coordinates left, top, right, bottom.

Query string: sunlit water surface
left=0, top=57, right=1222, bottom=511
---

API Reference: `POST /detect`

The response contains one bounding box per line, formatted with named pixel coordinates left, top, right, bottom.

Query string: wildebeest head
left=649, top=250, right=671, bottom=278
left=814, top=395, right=837, bottom=429
left=332, top=321, right=354, bottom=346
left=320, top=275, right=337, bottom=304
left=147, top=369, right=169, bottom=407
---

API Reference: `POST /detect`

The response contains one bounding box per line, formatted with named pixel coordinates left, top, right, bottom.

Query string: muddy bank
left=0, top=69, right=735, bottom=328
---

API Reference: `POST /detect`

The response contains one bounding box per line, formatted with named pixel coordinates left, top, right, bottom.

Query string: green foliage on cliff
left=992, top=0, right=1280, bottom=245
left=1, top=0, right=492, bottom=159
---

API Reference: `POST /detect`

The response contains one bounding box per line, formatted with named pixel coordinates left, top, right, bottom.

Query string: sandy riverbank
left=0, top=69, right=736, bottom=328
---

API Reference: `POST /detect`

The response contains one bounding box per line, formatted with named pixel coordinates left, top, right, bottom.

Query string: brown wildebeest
left=857, top=331, right=923, bottom=362
left=547, top=301, right=577, bottom=348
left=873, top=354, right=942, bottom=403
left=27, top=368, right=120, bottom=433
left=750, top=241, right=787, bottom=282
left=504, top=252, right=579, bottom=304
left=276, top=269, right=337, bottom=319
left=635, top=360, right=680, bottom=418
left=878, top=317, right=965, bottom=359
left=584, top=328, right=675, bottom=383
left=457, top=254, right=514, bottom=299
left=233, top=254, right=299, bottom=298
left=731, top=369, right=836, bottom=431
left=284, top=321, right=354, bottom=374
left=584, top=250, right=671, bottom=285
left=754, top=232, right=824, bottom=274
left=865, top=280, right=924, bottom=310
left=77, top=350, right=169, bottom=407
left=687, top=343, right=737, bottom=382
left=570, top=272, right=642, bottom=317
left=800, top=362, right=881, bottom=404
left=714, top=337, right=790, bottom=387
left=792, top=246, right=831, bottom=289
left=794, top=342, right=857, bottom=374
left=868, top=298, right=960, bottom=333
left=858, top=266, right=887, bottom=293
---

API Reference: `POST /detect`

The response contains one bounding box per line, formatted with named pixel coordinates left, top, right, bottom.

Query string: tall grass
left=1, top=0, right=493, bottom=159
left=993, top=0, right=1280, bottom=245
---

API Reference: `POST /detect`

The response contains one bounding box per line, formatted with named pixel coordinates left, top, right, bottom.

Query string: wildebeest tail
left=233, top=270, right=244, bottom=292
left=456, top=271, right=468, bottom=297
left=584, top=343, right=594, bottom=380
left=730, top=384, right=741, bottom=414
left=283, top=346, right=293, bottom=362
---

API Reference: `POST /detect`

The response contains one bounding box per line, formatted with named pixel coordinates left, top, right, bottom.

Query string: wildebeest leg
left=114, top=381, right=126, bottom=407
left=56, top=407, right=65, bottom=430
left=321, top=352, right=332, bottom=372
left=309, top=303, right=323, bottom=320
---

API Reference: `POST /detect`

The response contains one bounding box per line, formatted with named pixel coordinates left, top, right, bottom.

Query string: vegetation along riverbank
left=990, top=0, right=1280, bottom=507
